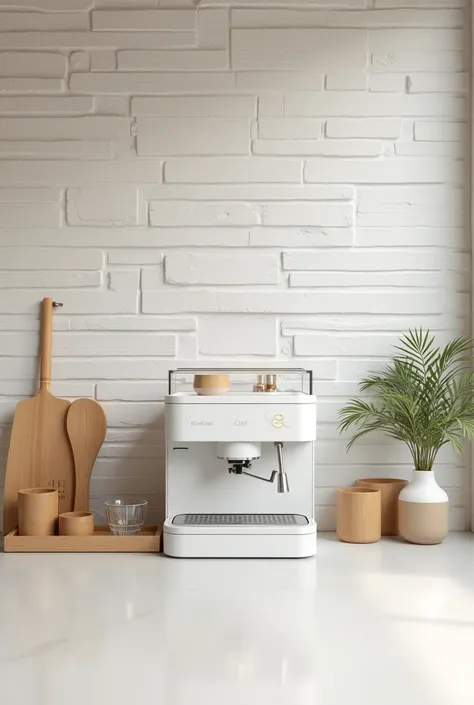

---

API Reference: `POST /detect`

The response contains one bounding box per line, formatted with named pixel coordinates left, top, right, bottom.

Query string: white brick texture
left=0, top=2, right=469, bottom=530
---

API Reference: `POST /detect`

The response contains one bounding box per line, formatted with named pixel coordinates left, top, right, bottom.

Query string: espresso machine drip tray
left=173, top=513, right=309, bottom=526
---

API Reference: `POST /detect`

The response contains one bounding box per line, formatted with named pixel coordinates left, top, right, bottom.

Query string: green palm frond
left=338, top=329, right=474, bottom=471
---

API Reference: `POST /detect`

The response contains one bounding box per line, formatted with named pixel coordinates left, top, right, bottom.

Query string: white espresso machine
left=163, top=369, right=317, bottom=558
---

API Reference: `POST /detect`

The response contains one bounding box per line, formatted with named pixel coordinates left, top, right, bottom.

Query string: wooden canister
left=193, top=374, right=230, bottom=396
left=355, top=478, right=408, bottom=535
left=59, top=511, right=94, bottom=536
left=18, top=488, right=58, bottom=536
left=336, top=487, right=381, bottom=544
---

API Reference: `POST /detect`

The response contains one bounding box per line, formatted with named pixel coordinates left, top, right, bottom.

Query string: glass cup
left=105, top=498, right=148, bottom=536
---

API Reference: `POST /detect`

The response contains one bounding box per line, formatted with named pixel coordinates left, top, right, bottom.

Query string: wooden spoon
left=67, top=399, right=106, bottom=512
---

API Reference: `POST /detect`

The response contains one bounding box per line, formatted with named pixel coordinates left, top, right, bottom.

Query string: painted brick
left=304, top=158, right=462, bottom=184
left=258, top=119, right=322, bottom=139
left=0, top=271, right=101, bottom=289
left=395, top=142, right=464, bottom=157
left=408, top=73, right=468, bottom=93
left=371, top=50, right=463, bottom=73
left=108, top=270, right=140, bottom=292
left=67, top=316, right=196, bottom=331
left=0, top=248, right=102, bottom=270
left=164, top=253, right=279, bottom=285
left=0, top=202, right=60, bottom=227
left=357, top=186, right=464, bottom=227
left=262, top=203, right=353, bottom=227
left=249, top=228, right=353, bottom=247
left=150, top=201, right=260, bottom=227
left=197, top=8, right=228, bottom=48
left=164, top=158, right=301, bottom=184
left=356, top=227, right=467, bottom=248
left=132, top=96, right=256, bottom=117
left=325, top=73, right=367, bottom=91
left=118, top=50, right=226, bottom=71
left=90, top=51, right=117, bottom=71
left=237, top=71, right=323, bottom=91
left=0, top=32, right=195, bottom=50
left=289, top=271, right=442, bottom=288
left=142, top=184, right=351, bottom=201
left=67, top=187, right=138, bottom=226
left=258, top=95, right=284, bottom=117
left=370, top=28, right=462, bottom=51
left=232, top=29, right=366, bottom=71
left=232, top=7, right=462, bottom=27
left=286, top=93, right=465, bottom=118
left=0, top=141, right=112, bottom=159
left=70, top=72, right=235, bottom=94
left=143, top=290, right=443, bottom=315
left=0, top=52, right=66, bottom=77
left=108, top=250, right=163, bottom=265
left=0, top=291, right=137, bottom=315
left=16, top=227, right=250, bottom=248
left=199, top=315, right=277, bottom=356
left=0, top=188, right=60, bottom=202
left=414, top=121, right=465, bottom=142
left=92, top=9, right=195, bottom=31
left=369, top=74, right=406, bottom=92
left=253, top=139, right=382, bottom=157
left=54, top=333, right=176, bottom=357
left=96, top=382, right=168, bottom=402
left=0, top=78, right=64, bottom=93
left=280, top=315, right=449, bottom=334
left=0, top=117, right=130, bottom=141
left=70, top=51, right=89, bottom=72
left=326, top=118, right=401, bottom=139
left=0, top=161, right=161, bottom=185
left=0, top=97, right=93, bottom=114
left=137, top=118, right=250, bottom=156
left=0, top=0, right=93, bottom=8
left=283, top=250, right=443, bottom=271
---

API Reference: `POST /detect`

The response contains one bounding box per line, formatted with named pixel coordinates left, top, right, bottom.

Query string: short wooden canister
left=59, top=511, right=94, bottom=536
left=336, top=487, right=381, bottom=544
left=355, top=478, right=408, bottom=536
left=18, top=488, right=58, bottom=536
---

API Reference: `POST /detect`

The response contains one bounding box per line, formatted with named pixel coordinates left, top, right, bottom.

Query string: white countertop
left=1, top=533, right=473, bottom=705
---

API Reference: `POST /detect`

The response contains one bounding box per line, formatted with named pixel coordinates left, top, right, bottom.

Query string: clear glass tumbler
left=105, top=498, right=148, bottom=536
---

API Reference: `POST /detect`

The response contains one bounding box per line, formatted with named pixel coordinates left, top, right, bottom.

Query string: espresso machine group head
left=163, top=368, right=317, bottom=558
left=217, top=441, right=289, bottom=493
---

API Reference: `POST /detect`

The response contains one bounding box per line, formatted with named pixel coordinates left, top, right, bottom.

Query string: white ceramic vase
left=398, top=470, right=449, bottom=545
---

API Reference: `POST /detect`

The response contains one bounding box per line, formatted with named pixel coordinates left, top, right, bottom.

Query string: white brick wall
left=0, top=0, right=469, bottom=531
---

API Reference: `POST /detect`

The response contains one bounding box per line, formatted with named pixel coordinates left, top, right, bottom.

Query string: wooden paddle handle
left=40, top=298, right=53, bottom=390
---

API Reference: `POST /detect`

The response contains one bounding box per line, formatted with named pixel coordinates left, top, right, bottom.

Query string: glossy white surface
left=1, top=533, right=473, bottom=705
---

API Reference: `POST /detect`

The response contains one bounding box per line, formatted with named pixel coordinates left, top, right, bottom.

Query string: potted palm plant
left=338, top=329, right=474, bottom=544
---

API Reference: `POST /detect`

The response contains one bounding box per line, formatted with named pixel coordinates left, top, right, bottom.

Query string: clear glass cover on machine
left=168, top=368, right=313, bottom=396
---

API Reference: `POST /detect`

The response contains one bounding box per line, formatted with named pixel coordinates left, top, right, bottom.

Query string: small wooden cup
left=193, top=374, right=230, bottom=396
left=59, top=511, right=94, bottom=536
left=18, top=488, right=59, bottom=536
left=355, top=478, right=408, bottom=536
left=336, top=487, right=381, bottom=544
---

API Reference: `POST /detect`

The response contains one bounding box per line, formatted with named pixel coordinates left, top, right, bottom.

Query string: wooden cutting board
left=3, top=298, right=75, bottom=535
left=67, top=399, right=106, bottom=512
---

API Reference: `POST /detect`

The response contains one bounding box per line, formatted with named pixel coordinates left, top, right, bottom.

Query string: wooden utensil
left=3, top=298, right=74, bottom=535
left=67, top=398, right=106, bottom=512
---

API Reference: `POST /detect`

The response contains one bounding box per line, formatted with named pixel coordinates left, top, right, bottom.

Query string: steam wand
left=238, top=442, right=289, bottom=494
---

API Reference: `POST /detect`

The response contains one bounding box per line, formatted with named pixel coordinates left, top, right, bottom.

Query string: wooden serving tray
left=4, top=526, right=161, bottom=553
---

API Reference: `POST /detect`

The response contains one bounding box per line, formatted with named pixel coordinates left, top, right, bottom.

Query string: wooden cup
left=18, top=488, right=59, bottom=536
left=336, top=487, right=381, bottom=544
left=355, top=478, right=408, bottom=536
left=59, top=511, right=94, bottom=536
